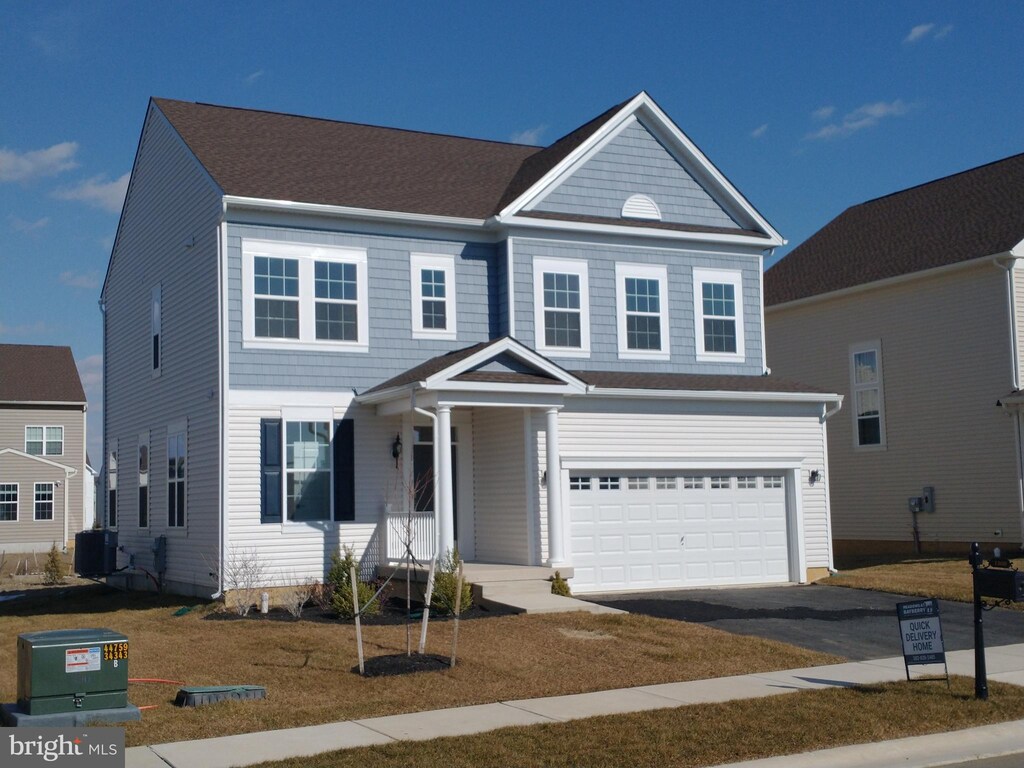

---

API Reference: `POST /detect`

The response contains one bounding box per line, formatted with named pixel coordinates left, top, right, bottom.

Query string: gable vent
left=621, top=194, right=662, bottom=221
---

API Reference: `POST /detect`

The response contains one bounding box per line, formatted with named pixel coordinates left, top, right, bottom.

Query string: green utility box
left=17, top=629, right=129, bottom=715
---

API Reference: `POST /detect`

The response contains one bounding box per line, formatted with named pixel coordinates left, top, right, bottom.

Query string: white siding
left=472, top=408, right=530, bottom=564
left=767, top=263, right=1021, bottom=546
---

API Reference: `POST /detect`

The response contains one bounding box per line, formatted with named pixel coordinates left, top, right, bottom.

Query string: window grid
left=710, top=476, right=731, bottom=490
left=34, top=482, right=54, bottom=521
left=315, top=261, right=359, bottom=341
left=598, top=477, right=620, bottom=491
left=543, top=272, right=582, bottom=348
left=655, top=477, right=678, bottom=490
left=0, top=484, right=17, bottom=521
left=851, top=345, right=884, bottom=447
left=25, top=426, right=63, bottom=456
left=254, top=256, right=299, bottom=338
left=682, top=477, right=704, bottom=489
left=701, top=282, right=737, bottom=353
left=569, top=476, right=591, bottom=491
left=285, top=421, right=331, bottom=522
left=167, top=432, right=186, bottom=528
left=627, top=477, right=649, bottom=490
left=736, top=476, right=757, bottom=489
left=138, top=440, right=149, bottom=529
left=420, top=268, right=447, bottom=330
left=625, top=277, right=662, bottom=351
left=108, top=447, right=117, bottom=528
left=764, top=475, right=784, bottom=489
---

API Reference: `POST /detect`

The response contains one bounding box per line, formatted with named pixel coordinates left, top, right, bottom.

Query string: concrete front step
left=478, top=591, right=625, bottom=615
left=473, top=579, right=553, bottom=597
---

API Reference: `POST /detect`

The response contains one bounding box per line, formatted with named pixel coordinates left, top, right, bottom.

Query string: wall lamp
left=809, top=469, right=823, bottom=484
left=391, top=434, right=403, bottom=468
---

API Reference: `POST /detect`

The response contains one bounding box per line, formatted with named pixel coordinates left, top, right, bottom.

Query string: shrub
left=549, top=570, right=571, bottom=597
left=222, top=547, right=267, bottom=616
left=280, top=578, right=317, bottom=619
left=43, top=544, right=65, bottom=585
left=327, top=546, right=380, bottom=619
left=430, top=548, right=473, bottom=615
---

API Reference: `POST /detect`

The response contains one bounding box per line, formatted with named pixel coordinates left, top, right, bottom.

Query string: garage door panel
left=763, top=502, right=786, bottom=519
left=571, top=535, right=595, bottom=555
left=629, top=565, right=654, bottom=583
left=683, top=504, right=707, bottom=521
left=599, top=505, right=624, bottom=522
left=599, top=534, right=624, bottom=553
left=570, top=504, right=595, bottom=523
left=628, top=504, right=652, bottom=522
left=736, top=502, right=760, bottom=519
left=711, top=532, right=735, bottom=549
left=629, top=533, right=653, bottom=552
left=710, top=503, right=733, bottom=519
left=656, top=504, right=680, bottom=521
left=657, top=533, right=681, bottom=552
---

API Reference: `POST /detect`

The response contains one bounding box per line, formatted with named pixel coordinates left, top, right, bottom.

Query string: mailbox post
left=969, top=542, right=988, bottom=700
left=969, top=541, right=1024, bottom=700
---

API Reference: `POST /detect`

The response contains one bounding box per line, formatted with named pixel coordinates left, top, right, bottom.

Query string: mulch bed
left=204, top=597, right=514, bottom=625
left=356, top=653, right=451, bottom=677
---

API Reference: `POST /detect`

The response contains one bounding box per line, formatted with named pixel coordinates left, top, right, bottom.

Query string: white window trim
left=410, top=253, right=457, bottom=341
left=280, top=407, right=334, bottom=528
left=532, top=257, right=591, bottom=358
left=241, top=239, right=369, bottom=353
left=151, top=284, right=162, bottom=378
left=693, top=267, right=745, bottom=363
left=850, top=340, right=887, bottom=451
left=34, top=482, right=54, bottom=522
left=615, top=263, right=670, bottom=361
left=167, top=419, right=187, bottom=530
left=25, top=425, right=63, bottom=457
left=0, top=483, right=18, bottom=522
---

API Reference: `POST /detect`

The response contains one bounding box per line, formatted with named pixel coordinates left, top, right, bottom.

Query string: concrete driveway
left=584, top=584, right=1024, bottom=661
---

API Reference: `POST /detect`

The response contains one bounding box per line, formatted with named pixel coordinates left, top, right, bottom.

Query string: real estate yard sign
left=897, top=598, right=948, bottom=683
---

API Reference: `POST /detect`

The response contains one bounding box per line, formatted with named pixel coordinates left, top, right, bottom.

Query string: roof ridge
left=154, top=97, right=545, bottom=150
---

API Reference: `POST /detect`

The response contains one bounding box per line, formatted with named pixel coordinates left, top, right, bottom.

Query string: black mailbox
left=973, top=567, right=1024, bottom=602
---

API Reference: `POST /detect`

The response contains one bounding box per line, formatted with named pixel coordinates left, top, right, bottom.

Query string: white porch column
left=436, top=405, right=456, bottom=556
left=545, top=407, right=564, bottom=564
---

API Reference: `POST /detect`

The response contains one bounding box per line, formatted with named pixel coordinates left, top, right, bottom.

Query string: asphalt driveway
left=585, top=584, right=1024, bottom=661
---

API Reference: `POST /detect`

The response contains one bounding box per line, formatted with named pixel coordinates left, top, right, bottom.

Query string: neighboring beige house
left=0, top=344, right=89, bottom=553
left=764, top=153, right=1024, bottom=556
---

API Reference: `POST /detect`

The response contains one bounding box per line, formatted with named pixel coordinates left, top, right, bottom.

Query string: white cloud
left=805, top=100, right=912, bottom=141
left=510, top=125, right=547, bottom=145
left=244, top=69, right=264, bottom=85
left=53, top=172, right=129, bottom=213
left=0, top=142, right=79, bottom=182
left=59, top=270, right=100, bottom=289
left=750, top=124, right=768, bottom=139
left=905, top=22, right=953, bottom=43
left=811, top=106, right=836, bottom=121
left=9, top=215, right=50, bottom=232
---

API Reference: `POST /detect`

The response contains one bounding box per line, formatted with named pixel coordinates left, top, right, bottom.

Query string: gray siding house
left=0, top=344, right=88, bottom=553
left=103, top=92, right=840, bottom=597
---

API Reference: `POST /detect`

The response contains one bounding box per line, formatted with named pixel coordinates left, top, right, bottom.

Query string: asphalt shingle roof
left=765, top=152, right=1024, bottom=307
left=0, top=344, right=87, bottom=403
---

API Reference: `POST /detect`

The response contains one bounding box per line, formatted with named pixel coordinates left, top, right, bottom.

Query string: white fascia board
left=586, top=387, right=843, bottom=405
left=434, top=381, right=573, bottom=395
left=767, top=252, right=1020, bottom=314
left=498, top=214, right=782, bottom=247
left=230, top=389, right=357, bottom=407
left=0, top=447, right=78, bottom=474
left=561, top=456, right=805, bottom=471
left=0, top=400, right=86, bottom=408
left=223, top=195, right=487, bottom=231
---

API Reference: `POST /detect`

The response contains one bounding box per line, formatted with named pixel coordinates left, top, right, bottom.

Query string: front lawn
left=827, top=554, right=1024, bottom=608
left=0, top=586, right=838, bottom=746
left=255, top=676, right=1024, bottom=768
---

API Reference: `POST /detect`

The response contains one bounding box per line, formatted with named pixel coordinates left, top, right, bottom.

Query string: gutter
left=586, top=387, right=843, bottom=405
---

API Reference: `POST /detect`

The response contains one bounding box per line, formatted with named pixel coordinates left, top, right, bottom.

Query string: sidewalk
left=126, top=643, right=1024, bottom=768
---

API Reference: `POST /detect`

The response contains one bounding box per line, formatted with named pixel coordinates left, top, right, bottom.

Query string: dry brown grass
left=256, top=677, right=1024, bottom=768
left=0, top=586, right=838, bottom=747
left=828, top=554, right=1024, bottom=608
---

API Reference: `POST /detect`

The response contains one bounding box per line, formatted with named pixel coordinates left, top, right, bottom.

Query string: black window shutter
left=260, top=419, right=282, bottom=524
left=333, top=419, right=355, bottom=521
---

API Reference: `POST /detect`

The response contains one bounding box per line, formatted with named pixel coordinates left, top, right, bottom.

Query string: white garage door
left=569, top=472, right=789, bottom=593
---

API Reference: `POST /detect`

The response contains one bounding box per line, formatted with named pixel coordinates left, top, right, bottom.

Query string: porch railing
left=383, top=508, right=437, bottom=563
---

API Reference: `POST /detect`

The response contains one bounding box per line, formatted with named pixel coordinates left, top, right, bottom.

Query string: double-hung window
left=26, top=426, right=63, bottom=456
left=533, top=258, right=590, bottom=357
left=107, top=445, right=117, bottom=528
left=0, top=484, right=17, bottom=522
left=615, top=263, right=669, bottom=360
left=285, top=421, right=331, bottom=522
left=410, top=253, right=456, bottom=340
left=167, top=425, right=186, bottom=528
left=850, top=341, right=886, bottom=448
left=34, top=483, right=54, bottom=521
left=242, top=240, right=368, bottom=352
left=151, top=284, right=162, bottom=375
left=138, top=432, right=149, bottom=529
left=693, top=268, right=745, bottom=362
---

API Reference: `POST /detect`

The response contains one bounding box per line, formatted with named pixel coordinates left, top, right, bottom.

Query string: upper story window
left=410, top=253, right=457, bottom=340
left=693, top=267, right=745, bottom=363
left=242, top=240, right=368, bottom=353
left=850, top=341, right=886, bottom=449
left=615, top=263, right=669, bottom=360
left=151, top=284, right=162, bottom=376
left=25, top=426, right=63, bottom=456
left=533, top=257, right=590, bottom=357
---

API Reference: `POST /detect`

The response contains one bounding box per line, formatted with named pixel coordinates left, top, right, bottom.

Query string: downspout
left=507, top=236, right=516, bottom=337
left=995, top=254, right=1024, bottom=546
left=412, top=388, right=441, bottom=654
left=212, top=212, right=229, bottom=600
left=63, top=467, right=78, bottom=553
left=820, top=397, right=843, bottom=575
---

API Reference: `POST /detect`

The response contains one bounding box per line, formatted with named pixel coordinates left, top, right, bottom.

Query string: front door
left=413, top=425, right=459, bottom=543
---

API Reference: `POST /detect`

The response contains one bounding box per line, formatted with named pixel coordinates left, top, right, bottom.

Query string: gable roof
left=766, top=152, right=1024, bottom=307
left=0, top=344, right=86, bottom=404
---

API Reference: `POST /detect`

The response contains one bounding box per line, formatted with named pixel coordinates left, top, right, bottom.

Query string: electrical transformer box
left=17, top=628, right=129, bottom=715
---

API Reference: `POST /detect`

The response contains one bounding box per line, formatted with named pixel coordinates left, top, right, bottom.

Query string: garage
left=568, top=471, right=790, bottom=593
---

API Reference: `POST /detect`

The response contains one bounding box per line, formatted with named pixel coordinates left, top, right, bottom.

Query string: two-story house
left=765, top=153, right=1024, bottom=556
left=102, top=92, right=841, bottom=598
left=0, top=344, right=88, bottom=553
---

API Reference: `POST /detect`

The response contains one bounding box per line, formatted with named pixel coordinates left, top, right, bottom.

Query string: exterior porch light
left=809, top=469, right=822, bottom=484
left=391, top=433, right=402, bottom=468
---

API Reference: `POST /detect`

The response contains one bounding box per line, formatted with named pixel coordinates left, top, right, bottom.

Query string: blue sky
left=2, top=1, right=1022, bottom=459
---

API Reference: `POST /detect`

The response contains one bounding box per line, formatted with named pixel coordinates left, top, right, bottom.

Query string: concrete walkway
left=125, top=643, right=1024, bottom=768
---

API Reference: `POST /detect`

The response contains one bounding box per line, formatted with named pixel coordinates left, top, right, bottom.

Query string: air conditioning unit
left=74, top=530, right=118, bottom=577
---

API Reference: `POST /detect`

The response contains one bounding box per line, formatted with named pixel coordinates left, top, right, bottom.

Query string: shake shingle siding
left=103, top=105, right=223, bottom=594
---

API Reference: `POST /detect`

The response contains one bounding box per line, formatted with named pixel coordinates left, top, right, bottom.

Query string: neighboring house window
left=0, top=484, right=17, bottom=522
left=26, top=426, right=63, bottom=456
left=151, top=284, right=162, bottom=375
left=850, top=341, right=886, bottom=448
left=615, top=263, right=669, bottom=360
left=138, top=433, right=149, bottom=529
left=108, top=446, right=117, bottom=528
left=167, top=426, right=186, bottom=527
left=242, top=240, right=368, bottom=352
left=533, top=257, right=590, bottom=357
left=410, top=253, right=457, bottom=340
left=34, top=483, right=54, bottom=521
left=285, top=421, right=331, bottom=522
left=693, top=268, right=745, bottom=362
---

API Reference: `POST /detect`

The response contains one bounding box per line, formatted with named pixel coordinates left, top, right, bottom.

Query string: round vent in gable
left=621, top=194, right=662, bottom=221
